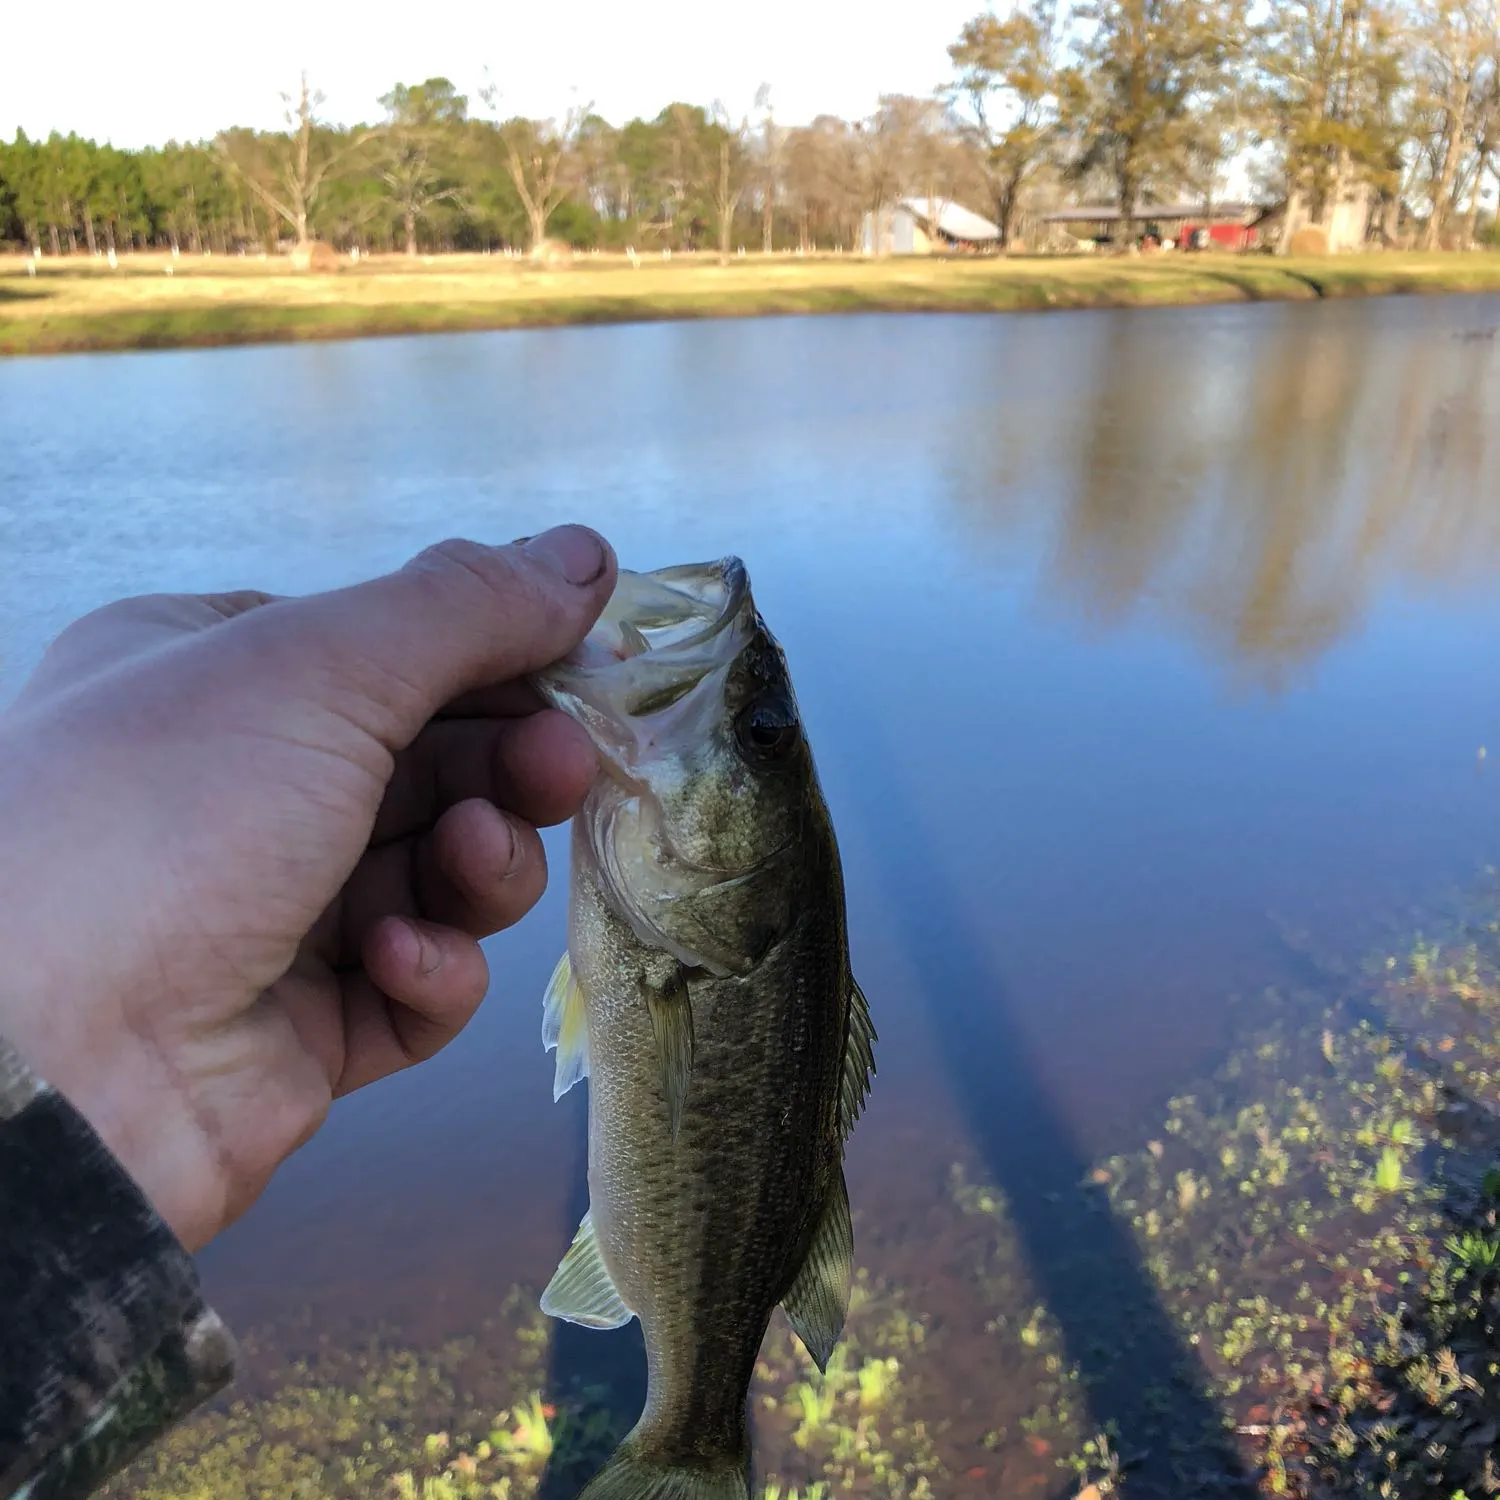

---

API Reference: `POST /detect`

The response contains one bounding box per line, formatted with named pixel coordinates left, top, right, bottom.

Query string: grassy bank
left=4, top=250, right=1500, bottom=357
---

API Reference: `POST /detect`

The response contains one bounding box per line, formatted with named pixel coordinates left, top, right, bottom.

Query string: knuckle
left=415, top=538, right=566, bottom=635
left=57, top=592, right=171, bottom=639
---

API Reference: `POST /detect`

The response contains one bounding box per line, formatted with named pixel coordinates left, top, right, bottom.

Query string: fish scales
left=576, top=827, right=848, bottom=1456
left=531, top=559, right=873, bottom=1500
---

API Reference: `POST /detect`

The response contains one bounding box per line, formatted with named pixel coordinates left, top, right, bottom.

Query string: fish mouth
left=531, top=558, right=753, bottom=772
left=567, top=558, right=748, bottom=669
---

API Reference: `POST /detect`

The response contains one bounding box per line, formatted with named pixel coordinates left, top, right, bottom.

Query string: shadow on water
left=842, top=716, right=1258, bottom=1498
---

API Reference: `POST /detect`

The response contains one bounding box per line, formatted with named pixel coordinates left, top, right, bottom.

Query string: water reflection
left=949, top=301, right=1500, bottom=688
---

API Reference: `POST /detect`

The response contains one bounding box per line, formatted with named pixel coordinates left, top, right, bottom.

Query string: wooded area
left=2, top=0, right=1498, bottom=259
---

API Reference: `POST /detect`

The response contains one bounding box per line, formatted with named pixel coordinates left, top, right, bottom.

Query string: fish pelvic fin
left=540, top=1210, right=633, bottom=1330
left=576, top=1441, right=749, bottom=1500
left=839, top=976, right=876, bottom=1139
left=781, top=1169, right=853, bottom=1372
left=644, top=965, right=694, bottom=1141
left=542, top=950, right=590, bottom=1101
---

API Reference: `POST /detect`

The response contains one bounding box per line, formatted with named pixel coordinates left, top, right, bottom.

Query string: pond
left=3, top=299, right=1500, bottom=1499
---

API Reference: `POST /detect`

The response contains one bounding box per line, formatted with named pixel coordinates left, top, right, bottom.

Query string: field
left=4, top=248, right=1500, bottom=356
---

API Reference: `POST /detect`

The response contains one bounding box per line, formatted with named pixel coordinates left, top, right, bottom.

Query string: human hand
left=0, top=528, right=616, bottom=1252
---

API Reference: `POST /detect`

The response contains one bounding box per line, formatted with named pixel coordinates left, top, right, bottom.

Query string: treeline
left=2, top=0, right=1499, bottom=260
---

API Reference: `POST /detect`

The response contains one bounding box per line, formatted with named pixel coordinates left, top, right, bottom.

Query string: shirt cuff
left=0, top=1036, right=235, bottom=1500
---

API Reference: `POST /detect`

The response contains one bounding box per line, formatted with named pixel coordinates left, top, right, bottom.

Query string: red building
left=1178, top=219, right=1258, bottom=251
left=1042, top=202, right=1268, bottom=250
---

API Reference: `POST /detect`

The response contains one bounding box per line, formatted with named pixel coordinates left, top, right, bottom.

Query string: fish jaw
left=531, top=559, right=754, bottom=781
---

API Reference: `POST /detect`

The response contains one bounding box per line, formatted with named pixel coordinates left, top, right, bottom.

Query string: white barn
left=860, top=198, right=1002, bottom=255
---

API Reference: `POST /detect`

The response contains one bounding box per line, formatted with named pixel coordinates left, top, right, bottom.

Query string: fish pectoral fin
left=644, top=965, right=694, bottom=1141
left=542, top=951, right=590, bottom=1101
left=839, top=976, right=877, bottom=1139
left=540, top=1210, right=633, bottom=1330
left=781, top=1169, right=853, bottom=1372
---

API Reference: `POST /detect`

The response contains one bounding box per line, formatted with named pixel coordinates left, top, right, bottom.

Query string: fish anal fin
left=839, top=976, right=876, bottom=1139
left=542, top=950, right=590, bottom=1101
left=781, top=1170, right=853, bottom=1372
left=540, top=1211, right=632, bottom=1330
left=644, top=966, right=694, bottom=1141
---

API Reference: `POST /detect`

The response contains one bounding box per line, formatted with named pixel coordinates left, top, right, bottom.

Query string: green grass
left=4, top=249, right=1500, bottom=357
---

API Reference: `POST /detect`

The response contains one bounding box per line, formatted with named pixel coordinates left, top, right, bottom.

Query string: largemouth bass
left=530, top=558, right=874, bottom=1500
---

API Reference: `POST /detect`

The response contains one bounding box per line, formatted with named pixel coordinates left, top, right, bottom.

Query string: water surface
left=3, top=298, right=1499, bottom=1494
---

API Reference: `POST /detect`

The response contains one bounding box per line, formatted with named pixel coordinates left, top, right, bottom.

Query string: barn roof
left=899, top=197, right=1003, bottom=242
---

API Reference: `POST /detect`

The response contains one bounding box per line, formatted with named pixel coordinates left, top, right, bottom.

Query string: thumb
left=239, top=527, right=616, bottom=750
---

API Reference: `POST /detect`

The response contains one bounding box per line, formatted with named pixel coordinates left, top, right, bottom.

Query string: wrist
left=0, top=1000, right=224, bottom=1252
left=0, top=760, right=223, bottom=1250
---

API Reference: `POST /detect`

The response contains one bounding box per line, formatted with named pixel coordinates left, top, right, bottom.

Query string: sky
left=2, top=0, right=989, bottom=148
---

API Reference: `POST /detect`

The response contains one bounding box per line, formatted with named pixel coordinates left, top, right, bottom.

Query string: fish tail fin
left=576, top=1440, right=749, bottom=1500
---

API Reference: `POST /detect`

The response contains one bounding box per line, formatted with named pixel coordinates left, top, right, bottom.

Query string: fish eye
left=734, top=696, right=801, bottom=764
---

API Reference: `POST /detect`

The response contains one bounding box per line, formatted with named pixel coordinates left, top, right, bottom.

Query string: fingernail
left=488, top=804, right=521, bottom=882
left=524, top=526, right=609, bottom=587
left=408, top=920, right=443, bottom=977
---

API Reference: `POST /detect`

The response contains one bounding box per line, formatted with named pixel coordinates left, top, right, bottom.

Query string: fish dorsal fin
left=645, top=966, right=694, bottom=1141
left=840, top=977, right=876, bottom=1139
left=542, top=951, right=590, bottom=1101
left=781, top=1170, right=853, bottom=1372
left=540, top=1211, right=633, bottom=1330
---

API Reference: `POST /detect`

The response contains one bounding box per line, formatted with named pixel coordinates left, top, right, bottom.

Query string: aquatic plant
left=790, top=1376, right=839, bottom=1450
left=489, top=1394, right=554, bottom=1467
left=1063, top=1429, right=1124, bottom=1495
left=751, top=1271, right=940, bottom=1496
left=1373, top=1144, right=1406, bottom=1195
left=1037, top=874, right=1500, bottom=1499
left=856, top=1356, right=900, bottom=1411
left=950, top=1164, right=1091, bottom=1478
left=1444, top=1228, right=1500, bottom=1272
left=95, top=1322, right=560, bottom=1500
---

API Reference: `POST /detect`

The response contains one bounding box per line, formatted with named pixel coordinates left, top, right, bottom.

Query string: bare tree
left=378, top=78, right=466, bottom=256
left=1257, top=0, right=1410, bottom=250
left=861, top=95, right=948, bottom=253
left=1418, top=0, right=1498, bottom=246
left=1459, top=56, right=1500, bottom=243
left=216, top=74, right=374, bottom=250
left=784, top=116, right=865, bottom=250
left=751, top=84, right=782, bottom=252
left=709, top=101, right=753, bottom=263
left=480, top=80, right=590, bottom=253
left=948, top=0, right=1064, bottom=246
left=661, top=103, right=707, bottom=245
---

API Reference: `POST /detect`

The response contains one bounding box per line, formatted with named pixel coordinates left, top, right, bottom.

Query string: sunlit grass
left=4, top=249, right=1500, bottom=356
